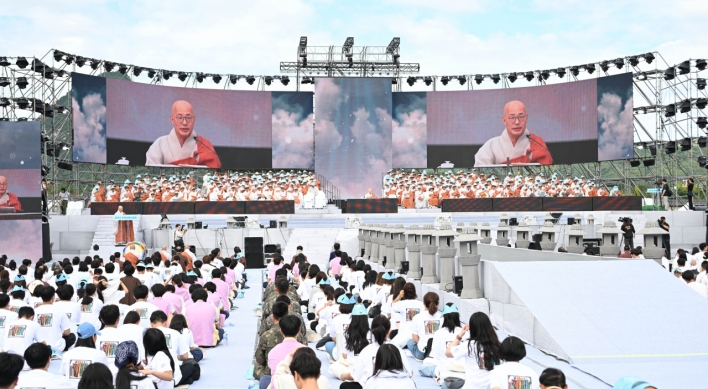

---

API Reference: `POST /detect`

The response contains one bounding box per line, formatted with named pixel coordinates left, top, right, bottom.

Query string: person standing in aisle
left=59, top=188, right=70, bottom=215
left=687, top=177, right=695, bottom=210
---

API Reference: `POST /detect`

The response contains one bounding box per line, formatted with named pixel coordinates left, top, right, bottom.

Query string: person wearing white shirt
left=324, top=294, right=356, bottom=362
left=143, top=328, right=178, bottom=389
left=697, top=261, right=708, bottom=288
left=407, top=292, right=443, bottom=361
left=351, top=315, right=413, bottom=386
left=683, top=270, right=708, bottom=299
left=150, top=311, right=194, bottom=386
left=426, top=304, right=466, bottom=382
left=135, top=264, right=154, bottom=289
left=129, top=285, right=160, bottom=329
left=489, top=336, right=538, bottom=389
left=34, top=286, right=75, bottom=353
left=0, top=295, right=19, bottom=351
left=60, top=323, right=110, bottom=387
left=8, top=286, right=29, bottom=314
left=2, top=307, right=41, bottom=356
left=390, top=283, right=425, bottom=349
left=446, top=312, right=501, bottom=389
left=118, top=311, right=147, bottom=360
left=361, top=344, right=417, bottom=389
left=55, top=285, right=82, bottom=329
left=96, top=305, right=126, bottom=377
left=17, top=343, right=74, bottom=389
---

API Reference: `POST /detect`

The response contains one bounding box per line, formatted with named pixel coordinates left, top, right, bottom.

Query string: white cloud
left=72, top=93, right=106, bottom=163
left=393, top=108, right=427, bottom=167
left=598, top=94, right=634, bottom=160
left=0, top=220, right=43, bottom=261
left=272, top=110, right=314, bottom=169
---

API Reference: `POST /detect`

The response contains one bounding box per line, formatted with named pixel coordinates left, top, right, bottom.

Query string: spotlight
left=391, top=79, right=397, bottom=85
left=679, top=99, right=692, bottom=113
left=0, top=57, right=9, bottom=67
left=699, top=137, right=707, bottom=148
left=643, top=159, right=655, bottom=166
left=0, top=98, right=9, bottom=107
left=630, top=160, right=641, bottom=167
left=474, top=74, right=484, bottom=84
left=265, top=76, right=273, bottom=86
left=162, top=71, right=173, bottom=80
left=53, top=50, right=64, bottom=62
left=556, top=68, right=566, bottom=78
left=212, top=74, right=222, bottom=84
left=16, top=98, right=29, bottom=109
left=664, top=67, right=675, bottom=80
left=508, top=73, right=517, bottom=83
left=697, top=117, right=708, bottom=129
left=600, top=61, right=610, bottom=72
left=441, top=76, right=449, bottom=86
left=424, top=77, right=433, bottom=86
left=570, top=66, right=579, bottom=77
left=585, top=63, right=596, bottom=74
left=635, top=72, right=647, bottom=81
left=57, top=162, right=73, bottom=171
left=16, top=57, right=29, bottom=69
left=75, top=56, right=86, bottom=67
left=698, top=78, right=706, bottom=90
left=664, top=103, right=676, bottom=117
left=524, top=71, right=534, bottom=81
left=132, top=66, right=143, bottom=77
left=680, top=137, right=692, bottom=151
left=64, top=55, right=74, bottom=65
left=614, top=58, right=625, bottom=69
left=41, top=131, right=49, bottom=142
left=246, top=76, right=256, bottom=85
left=458, top=76, right=466, bottom=85
left=90, top=59, right=100, bottom=70
left=699, top=156, right=707, bottom=168
left=678, top=60, right=691, bottom=75
left=41, top=165, right=50, bottom=177
left=281, top=76, right=290, bottom=86
left=103, top=62, right=115, bottom=72
left=147, top=69, right=156, bottom=78
left=644, top=53, right=655, bottom=64
left=0, top=77, right=8, bottom=87
left=15, top=77, right=28, bottom=89
left=118, top=64, right=128, bottom=75
left=696, top=98, right=707, bottom=109
left=629, top=56, right=639, bottom=67
left=638, top=142, right=647, bottom=149
left=195, top=73, right=204, bottom=83
left=649, top=145, right=657, bottom=156
left=229, top=75, right=239, bottom=84
left=491, top=74, right=500, bottom=84
left=17, top=118, right=27, bottom=122
left=665, top=141, right=676, bottom=154
left=697, top=59, right=707, bottom=71
left=406, top=77, right=416, bottom=86
left=540, top=70, right=550, bottom=80
left=178, top=72, right=188, bottom=81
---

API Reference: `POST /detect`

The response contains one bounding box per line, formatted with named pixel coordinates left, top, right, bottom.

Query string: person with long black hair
left=142, top=328, right=177, bottom=389
left=114, top=341, right=153, bottom=389
left=381, top=277, right=405, bottom=321
left=351, top=315, right=412, bottom=388
left=445, top=312, right=501, bottom=389
left=390, top=283, right=424, bottom=348
left=362, top=344, right=416, bottom=389
left=328, top=304, right=370, bottom=380
left=359, top=271, right=379, bottom=307
left=426, top=304, right=465, bottom=381
left=407, top=291, right=442, bottom=361
left=79, top=283, right=104, bottom=330
left=76, top=363, right=114, bottom=389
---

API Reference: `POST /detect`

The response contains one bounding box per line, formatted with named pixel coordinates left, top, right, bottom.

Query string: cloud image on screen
left=0, top=121, right=41, bottom=169
left=315, top=78, right=392, bottom=198
left=272, top=92, right=314, bottom=169
left=0, top=219, right=43, bottom=261
left=597, top=73, right=634, bottom=161
left=392, top=92, right=427, bottom=168
left=0, top=169, right=40, bottom=197
left=72, top=73, right=107, bottom=164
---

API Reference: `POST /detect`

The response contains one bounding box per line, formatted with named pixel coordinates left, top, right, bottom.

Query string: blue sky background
left=1, top=1, right=705, bottom=77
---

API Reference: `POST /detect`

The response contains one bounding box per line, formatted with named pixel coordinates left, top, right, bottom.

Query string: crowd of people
left=366, top=170, right=624, bottom=208
left=89, top=170, right=327, bottom=208
left=0, top=246, right=248, bottom=389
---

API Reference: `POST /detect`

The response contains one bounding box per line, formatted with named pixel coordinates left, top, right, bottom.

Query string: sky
left=1, top=0, right=706, bottom=82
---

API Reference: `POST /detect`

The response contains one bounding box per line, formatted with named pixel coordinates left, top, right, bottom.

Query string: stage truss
left=0, top=39, right=706, bottom=213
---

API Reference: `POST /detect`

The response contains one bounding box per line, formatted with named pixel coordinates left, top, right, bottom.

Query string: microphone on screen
left=526, top=134, right=552, bottom=153
left=193, top=136, right=218, bottom=156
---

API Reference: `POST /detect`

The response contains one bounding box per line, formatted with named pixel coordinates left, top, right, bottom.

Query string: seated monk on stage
left=146, top=100, right=222, bottom=168
left=474, top=100, right=553, bottom=166
left=401, top=191, right=414, bottom=209
left=0, top=176, right=22, bottom=211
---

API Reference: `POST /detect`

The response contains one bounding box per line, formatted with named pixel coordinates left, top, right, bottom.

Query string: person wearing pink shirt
left=162, top=285, right=184, bottom=315
left=268, top=257, right=284, bottom=283
left=184, top=288, right=223, bottom=347
left=172, top=274, right=191, bottom=302
left=266, top=315, right=303, bottom=388
left=329, top=251, right=343, bottom=279
left=150, top=284, right=176, bottom=317
left=209, top=269, right=230, bottom=307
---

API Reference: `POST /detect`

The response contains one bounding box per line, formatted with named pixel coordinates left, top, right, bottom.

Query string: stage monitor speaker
left=264, top=244, right=279, bottom=254
left=532, top=233, right=542, bottom=243
left=246, top=253, right=265, bottom=269
left=453, top=276, right=463, bottom=296
left=400, top=261, right=409, bottom=274
left=42, top=222, right=52, bottom=261
left=269, top=220, right=277, bottom=228
left=508, top=217, right=518, bottom=226
left=567, top=217, right=575, bottom=225
left=194, top=221, right=202, bottom=229
left=245, top=237, right=264, bottom=254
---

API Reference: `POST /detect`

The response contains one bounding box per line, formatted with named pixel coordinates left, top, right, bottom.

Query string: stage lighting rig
left=195, top=73, right=204, bottom=83
left=584, top=63, right=596, bottom=74
left=664, top=67, right=675, bottom=80
left=474, top=74, right=484, bottom=84
left=75, top=56, right=86, bottom=67
left=699, top=156, right=707, bottom=168
left=458, top=76, right=466, bottom=85
left=118, top=64, right=128, bottom=75
left=177, top=72, right=187, bottom=82
left=697, top=117, right=708, bottom=129
left=16, top=57, right=28, bottom=69
left=664, top=103, right=676, bottom=117
left=630, top=160, right=641, bottom=167
left=41, top=165, right=49, bottom=177
left=569, top=66, right=579, bottom=77
left=600, top=61, right=610, bottom=72
left=665, top=141, right=676, bottom=154
left=524, top=71, right=534, bottom=81
left=17, top=118, right=27, bottom=121
left=147, top=69, right=156, bottom=78
left=680, top=137, right=692, bottom=151
left=508, top=73, right=517, bottom=83
left=212, top=74, right=222, bottom=84
left=15, top=77, right=28, bottom=89
left=298, top=36, right=307, bottom=67
left=16, top=98, right=29, bottom=109
left=679, top=99, right=692, bottom=113
left=698, top=78, right=706, bottom=90
left=90, top=59, right=100, bottom=70
left=162, top=71, right=173, bottom=80
left=697, top=98, right=707, bottom=109
left=246, top=75, right=256, bottom=85
left=441, top=76, right=449, bottom=86
left=539, top=70, right=550, bottom=80
left=0, top=57, right=9, bottom=67
left=424, top=77, right=433, bottom=86
left=629, top=56, right=639, bottom=67
left=697, top=59, right=707, bottom=71
left=678, top=60, right=690, bottom=75
left=281, top=76, right=290, bottom=86
left=64, top=55, right=74, bottom=65
left=490, top=74, right=500, bottom=84
left=635, top=72, right=647, bottom=81
left=699, top=137, right=707, bottom=148
left=0, top=98, right=9, bottom=107
left=130, top=66, right=142, bottom=77
left=0, top=77, right=8, bottom=87
left=614, top=58, right=624, bottom=69
left=644, top=53, right=655, bottom=64
left=53, top=50, right=64, bottom=62
left=229, top=75, right=239, bottom=84
left=406, top=77, right=416, bottom=86
left=104, top=62, right=115, bottom=72
left=265, top=76, right=273, bottom=86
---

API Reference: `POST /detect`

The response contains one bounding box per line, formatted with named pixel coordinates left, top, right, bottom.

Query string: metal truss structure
left=0, top=39, right=706, bottom=213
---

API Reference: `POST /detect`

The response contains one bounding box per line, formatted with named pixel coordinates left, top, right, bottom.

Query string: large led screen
left=393, top=73, right=634, bottom=168
left=0, top=218, right=43, bottom=261
left=0, top=121, right=42, bottom=213
left=314, top=78, right=392, bottom=199
left=72, top=73, right=314, bottom=169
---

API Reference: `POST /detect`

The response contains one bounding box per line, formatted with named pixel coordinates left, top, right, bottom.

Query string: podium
left=114, top=214, right=137, bottom=244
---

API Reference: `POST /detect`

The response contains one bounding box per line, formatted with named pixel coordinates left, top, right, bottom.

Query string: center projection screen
left=71, top=73, right=314, bottom=170
left=393, top=73, right=634, bottom=168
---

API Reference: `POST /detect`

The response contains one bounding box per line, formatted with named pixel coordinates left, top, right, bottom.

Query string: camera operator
left=659, top=216, right=671, bottom=258
left=621, top=217, right=636, bottom=249
left=174, top=223, right=187, bottom=248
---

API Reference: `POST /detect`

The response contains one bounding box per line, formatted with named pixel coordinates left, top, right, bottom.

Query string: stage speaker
left=194, top=221, right=202, bottom=229
left=269, top=220, right=277, bottom=228
left=453, top=276, right=463, bottom=296
left=567, top=217, right=575, bottom=225
left=245, top=237, right=264, bottom=255
left=264, top=244, right=279, bottom=254
left=532, top=233, right=542, bottom=242
left=400, top=261, right=409, bottom=274
left=508, top=217, right=518, bottom=226
left=42, top=222, right=52, bottom=261
left=245, top=252, right=265, bottom=269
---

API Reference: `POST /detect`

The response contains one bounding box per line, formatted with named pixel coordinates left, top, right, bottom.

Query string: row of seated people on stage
left=252, top=248, right=622, bottom=389
left=89, top=170, right=328, bottom=208
left=0, top=247, right=249, bottom=389
left=365, top=170, right=624, bottom=208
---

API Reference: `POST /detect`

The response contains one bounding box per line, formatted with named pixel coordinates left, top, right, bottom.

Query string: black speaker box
left=246, top=252, right=265, bottom=269
left=453, top=276, right=463, bottom=296
left=42, top=222, right=52, bottom=261
left=269, top=220, right=277, bottom=228
left=400, top=261, right=409, bottom=274
left=245, top=237, right=264, bottom=254
left=567, top=217, right=575, bottom=225
left=264, top=244, right=278, bottom=254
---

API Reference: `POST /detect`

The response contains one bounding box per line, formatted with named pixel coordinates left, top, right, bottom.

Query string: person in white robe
left=315, top=189, right=327, bottom=209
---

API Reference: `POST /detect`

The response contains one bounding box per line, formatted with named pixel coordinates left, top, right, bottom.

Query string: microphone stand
left=193, top=136, right=219, bottom=156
